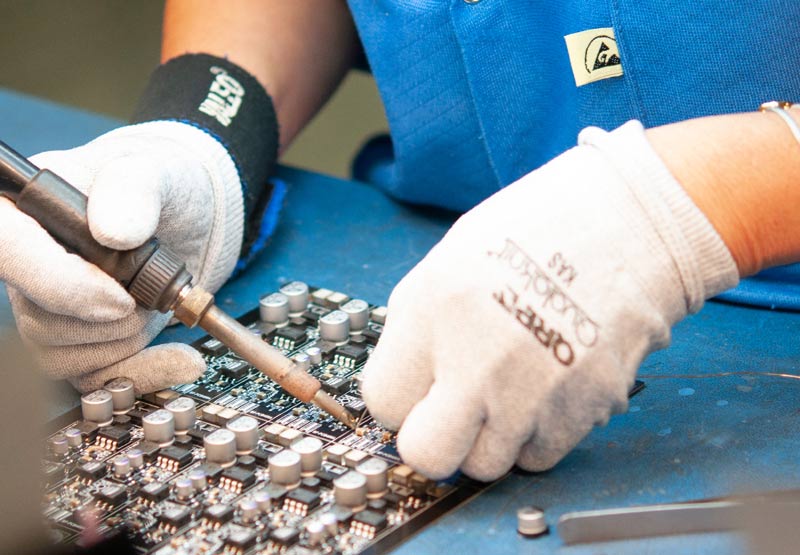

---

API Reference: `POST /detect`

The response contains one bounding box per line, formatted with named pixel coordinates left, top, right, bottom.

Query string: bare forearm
left=647, top=110, right=800, bottom=276
left=162, top=0, right=359, bottom=151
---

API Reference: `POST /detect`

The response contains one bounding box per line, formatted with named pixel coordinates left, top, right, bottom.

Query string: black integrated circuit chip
left=95, top=484, right=127, bottom=507
left=204, top=504, right=234, bottom=524
left=334, top=344, right=368, bottom=367
left=159, top=504, right=191, bottom=528
left=220, top=466, right=256, bottom=492
left=77, top=461, right=106, bottom=481
left=140, top=482, right=169, bottom=503
left=270, top=526, right=299, bottom=546
left=96, top=426, right=131, bottom=449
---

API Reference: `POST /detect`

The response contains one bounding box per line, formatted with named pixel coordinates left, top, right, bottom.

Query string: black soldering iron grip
left=14, top=169, right=159, bottom=286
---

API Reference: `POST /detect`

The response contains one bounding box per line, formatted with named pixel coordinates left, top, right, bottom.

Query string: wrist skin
left=647, top=109, right=800, bottom=277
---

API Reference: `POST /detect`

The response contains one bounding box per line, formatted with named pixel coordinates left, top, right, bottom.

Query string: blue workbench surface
left=1, top=89, right=799, bottom=554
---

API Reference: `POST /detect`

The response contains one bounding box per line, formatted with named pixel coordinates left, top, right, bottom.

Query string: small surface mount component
left=41, top=282, right=490, bottom=554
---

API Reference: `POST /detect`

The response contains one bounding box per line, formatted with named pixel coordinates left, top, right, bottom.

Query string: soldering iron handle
left=0, top=139, right=192, bottom=313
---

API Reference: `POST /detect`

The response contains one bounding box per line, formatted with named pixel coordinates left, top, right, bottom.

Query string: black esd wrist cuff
left=131, top=53, right=280, bottom=255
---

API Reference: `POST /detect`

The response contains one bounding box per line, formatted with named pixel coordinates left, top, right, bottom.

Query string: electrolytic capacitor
left=291, top=436, right=323, bottom=475
left=268, top=449, right=302, bottom=488
left=320, top=512, right=339, bottom=536
left=517, top=506, right=548, bottom=537
left=253, top=490, right=272, bottom=512
left=113, top=456, right=131, bottom=478
left=103, top=377, right=136, bottom=413
left=333, top=471, right=368, bottom=508
left=142, top=409, right=175, bottom=446
left=175, top=478, right=194, bottom=500
left=306, top=520, right=325, bottom=546
left=126, top=449, right=144, bottom=468
left=319, top=310, right=350, bottom=343
left=356, top=457, right=389, bottom=496
left=305, top=346, right=322, bottom=365
left=189, top=468, right=207, bottom=491
left=280, top=281, right=310, bottom=314
left=259, top=292, right=290, bottom=326
left=81, top=390, right=114, bottom=426
left=292, top=352, right=311, bottom=372
left=165, top=396, right=196, bottom=433
left=49, top=434, right=69, bottom=456
left=239, top=498, right=259, bottom=522
left=64, top=428, right=83, bottom=448
left=341, top=299, right=369, bottom=332
left=204, top=428, right=237, bottom=467
left=226, top=415, right=260, bottom=454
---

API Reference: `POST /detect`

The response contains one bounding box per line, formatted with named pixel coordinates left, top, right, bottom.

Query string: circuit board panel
left=41, top=283, right=486, bottom=554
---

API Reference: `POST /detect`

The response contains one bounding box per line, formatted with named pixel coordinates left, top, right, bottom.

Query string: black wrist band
left=131, top=53, right=280, bottom=254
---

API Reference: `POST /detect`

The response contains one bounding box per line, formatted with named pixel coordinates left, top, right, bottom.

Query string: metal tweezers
left=558, top=489, right=800, bottom=545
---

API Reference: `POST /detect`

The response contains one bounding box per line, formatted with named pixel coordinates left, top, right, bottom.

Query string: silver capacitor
left=49, top=435, right=69, bottom=456
left=126, top=449, right=144, bottom=468
left=356, top=458, right=389, bottom=496
left=292, top=352, right=311, bottom=372
left=268, top=449, right=302, bottom=488
left=517, top=506, right=548, bottom=537
left=341, top=299, right=370, bottom=332
left=226, top=415, right=260, bottom=454
left=189, top=468, right=207, bottom=491
left=64, top=428, right=83, bottom=448
left=204, top=429, right=237, bottom=467
left=306, top=520, right=325, bottom=546
left=291, top=436, right=323, bottom=475
left=81, top=390, right=114, bottom=426
left=175, top=478, right=194, bottom=500
left=280, top=281, right=310, bottom=314
left=320, top=512, right=339, bottom=536
left=253, top=490, right=272, bottom=512
left=142, top=409, right=175, bottom=446
left=319, top=310, right=350, bottom=343
left=165, top=396, right=196, bottom=433
left=305, top=346, right=322, bottom=365
left=239, top=498, right=259, bottom=523
left=259, top=292, right=290, bottom=326
left=333, top=471, right=368, bottom=508
left=103, top=377, right=136, bottom=413
left=113, top=456, right=131, bottom=478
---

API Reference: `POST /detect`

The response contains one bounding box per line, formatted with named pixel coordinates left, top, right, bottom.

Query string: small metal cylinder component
left=226, top=415, right=260, bottom=454
left=189, top=468, right=207, bottom=491
left=305, top=346, right=322, bottom=365
left=280, top=281, right=310, bottom=314
left=165, top=396, right=196, bottom=433
left=356, top=458, right=389, bottom=496
left=293, top=352, right=311, bottom=371
left=175, top=478, right=194, bottom=500
left=126, top=449, right=144, bottom=468
left=517, top=506, right=548, bottom=537
left=49, top=434, right=69, bottom=456
left=291, top=436, right=323, bottom=475
left=306, top=520, right=325, bottom=546
left=319, top=310, right=350, bottom=343
left=239, top=498, right=259, bottom=522
left=333, top=471, right=368, bottom=508
left=259, top=292, right=290, bottom=325
left=268, top=449, right=302, bottom=488
left=64, top=428, right=83, bottom=448
left=341, top=299, right=370, bottom=332
left=253, top=490, right=271, bottom=512
left=80, top=390, right=114, bottom=426
left=204, top=429, right=237, bottom=467
left=103, top=377, right=136, bottom=413
left=142, top=409, right=175, bottom=446
left=113, top=456, right=131, bottom=478
left=320, top=512, right=338, bottom=536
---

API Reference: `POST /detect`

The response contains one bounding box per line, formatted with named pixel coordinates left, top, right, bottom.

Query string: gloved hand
left=0, top=121, right=244, bottom=393
left=361, top=121, right=739, bottom=481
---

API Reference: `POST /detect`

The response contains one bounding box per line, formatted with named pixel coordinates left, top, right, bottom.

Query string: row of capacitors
left=259, top=281, right=385, bottom=344
left=78, top=380, right=390, bottom=510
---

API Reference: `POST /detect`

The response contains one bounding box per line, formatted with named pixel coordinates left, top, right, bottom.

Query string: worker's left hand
left=361, top=122, right=739, bottom=481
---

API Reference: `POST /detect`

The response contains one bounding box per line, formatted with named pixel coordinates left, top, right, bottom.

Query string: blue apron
left=347, top=0, right=800, bottom=310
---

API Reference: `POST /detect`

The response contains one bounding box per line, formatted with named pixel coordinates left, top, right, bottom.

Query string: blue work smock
left=347, top=0, right=800, bottom=310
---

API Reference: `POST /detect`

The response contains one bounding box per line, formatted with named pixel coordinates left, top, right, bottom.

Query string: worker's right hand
left=0, top=121, right=244, bottom=393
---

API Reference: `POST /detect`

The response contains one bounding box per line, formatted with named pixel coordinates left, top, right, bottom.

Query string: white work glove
left=0, top=121, right=243, bottom=393
left=362, top=121, right=739, bottom=481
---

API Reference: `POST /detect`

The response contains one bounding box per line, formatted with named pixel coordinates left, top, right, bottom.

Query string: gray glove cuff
left=579, top=121, right=739, bottom=320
